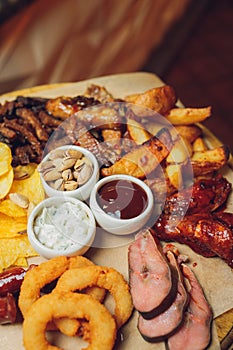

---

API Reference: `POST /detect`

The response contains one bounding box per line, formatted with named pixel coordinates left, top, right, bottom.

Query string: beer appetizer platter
left=0, top=72, right=232, bottom=350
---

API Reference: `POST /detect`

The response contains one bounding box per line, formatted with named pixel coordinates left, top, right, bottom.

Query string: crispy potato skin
left=101, top=128, right=173, bottom=178
left=125, top=85, right=177, bottom=114
left=191, top=145, right=230, bottom=176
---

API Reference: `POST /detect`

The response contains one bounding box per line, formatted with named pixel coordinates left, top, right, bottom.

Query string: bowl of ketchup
left=89, top=174, right=154, bottom=235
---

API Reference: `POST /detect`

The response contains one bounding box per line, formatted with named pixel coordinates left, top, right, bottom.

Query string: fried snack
left=19, top=256, right=106, bottom=336
left=0, top=142, right=12, bottom=176
left=127, top=118, right=153, bottom=145
left=0, top=235, right=37, bottom=272
left=165, top=107, right=211, bottom=125
left=0, top=167, right=14, bottom=200
left=23, top=292, right=116, bottom=350
left=54, top=256, right=106, bottom=336
left=192, top=137, right=208, bottom=152
left=8, top=168, right=44, bottom=205
left=125, top=85, right=177, bottom=114
left=101, top=128, right=172, bottom=178
left=53, top=265, right=133, bottom=329
left=191, top=145, right=230, bottom=176
left=19, top=256, right=69, bottom=319
left=174, top=125, right=202, bottom=143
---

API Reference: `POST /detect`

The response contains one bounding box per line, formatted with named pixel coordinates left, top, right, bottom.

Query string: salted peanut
left=9, top=193, right=29, bottom=209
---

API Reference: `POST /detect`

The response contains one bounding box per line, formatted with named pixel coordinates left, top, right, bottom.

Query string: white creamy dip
left=33, top=201, right=90, bottom=251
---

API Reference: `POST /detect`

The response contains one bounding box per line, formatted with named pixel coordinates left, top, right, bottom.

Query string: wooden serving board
left=0, top=72, right=232, bottom=350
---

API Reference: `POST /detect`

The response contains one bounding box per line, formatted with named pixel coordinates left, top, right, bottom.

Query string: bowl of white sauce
left=27, top=196, right=96, bottom=259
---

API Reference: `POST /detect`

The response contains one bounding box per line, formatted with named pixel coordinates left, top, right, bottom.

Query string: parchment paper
left=0, top=72, right=232, bottom=350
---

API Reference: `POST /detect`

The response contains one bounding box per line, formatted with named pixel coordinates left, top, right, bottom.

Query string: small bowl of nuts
left=38, top=145, right=99, bottom=201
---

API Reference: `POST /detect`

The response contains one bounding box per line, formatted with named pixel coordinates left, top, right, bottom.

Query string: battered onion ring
left=53, top=265, right=133, bottom=328
left=18, top=256, right=106, bottom=335
left=55, top=256, right=106, bottom=336
left=22, top=292, right=116, bottom=350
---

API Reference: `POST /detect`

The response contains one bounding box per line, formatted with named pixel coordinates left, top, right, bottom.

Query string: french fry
left=127, top=118, right=153, bottom=145
left=192, top=137, right=208, bottom=152
left=125, top=85, right=177, bottom=114
left=166, top=107, right=211, bottom=125
left=101, top=128, right=172, bottom=178
left=191, top=145, right=230, bottom=176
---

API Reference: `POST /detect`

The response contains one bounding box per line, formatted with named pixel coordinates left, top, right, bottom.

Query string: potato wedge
left=166, top=136, right=192, bottom=164
left=175, top=125, right=202, bottom=143
left=192, top=137, right=208, bottom=152
left=191, top=145, right=230, bottom=176
left=127, top=118, right=153, bottom=145
left=165, top=163, right=183, bottom=190
left=166, top=107, right=211, bottom=125
left=102, top=129, right=122, bottom=157
left=125, top=85, right=177, bottom=114
left=101, top=128, right=172, bottom=178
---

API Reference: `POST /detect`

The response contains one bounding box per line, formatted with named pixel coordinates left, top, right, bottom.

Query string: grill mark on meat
left=138, top=250, right=188, bottom=342
left=167, top=264, right=212, bottom=350
left=128, top=229, right=178, bottom=319
left=38, top=110, right=62, bottom=127
left=153, top=212, right=233, bottom=268
left=163, top=175, right=231, bottom=217
left=4, top=118, right=42, bottom=157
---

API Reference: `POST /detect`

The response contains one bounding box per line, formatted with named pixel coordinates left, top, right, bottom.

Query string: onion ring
left=53, top=265, right=133, bottom=328
left=22, top=292, right=116, bottom=350
left=18, top=256, right=106, bottom=335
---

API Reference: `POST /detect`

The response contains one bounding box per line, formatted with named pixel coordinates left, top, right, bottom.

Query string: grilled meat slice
left=128, top=229, right=178, bottom=319
left=153, top=212, right=233, bottom=267
left=163, top=174, right=231, bottom=218
left=138, top=250, right=188, bottom=342
left=16, top=108, right=49, bottom=142
left=167, top=264, right=212, bottom=350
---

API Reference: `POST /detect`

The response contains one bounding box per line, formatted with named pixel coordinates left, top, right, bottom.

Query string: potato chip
left=0, top=167, right=14, bottom=200
left=0, top=142, right=12, bottom=176
left=13, top=163, right=37, bottom=180
left=9, top=168, right=45, bottom=205
left=0, top=213, right=27, bottom=238
left=14, top=257, right=28, bottom=267
left=0, top=199, right=27, bottom=217
left=0, top=235, right=38, bottom=271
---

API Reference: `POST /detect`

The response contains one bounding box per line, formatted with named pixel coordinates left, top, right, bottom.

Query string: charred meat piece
left=128, top=229, right=178, bottom=319
left=45, top=95, right=100, bottom=119
left=16, top=108, right=49, bottom=141
left=167, top=264, right=212, bottom=350
left=153, top=212, right=233, bottom=267
left=163, top=174, right=231, bottom=218
left=138, top=250, right=188, bottom=342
